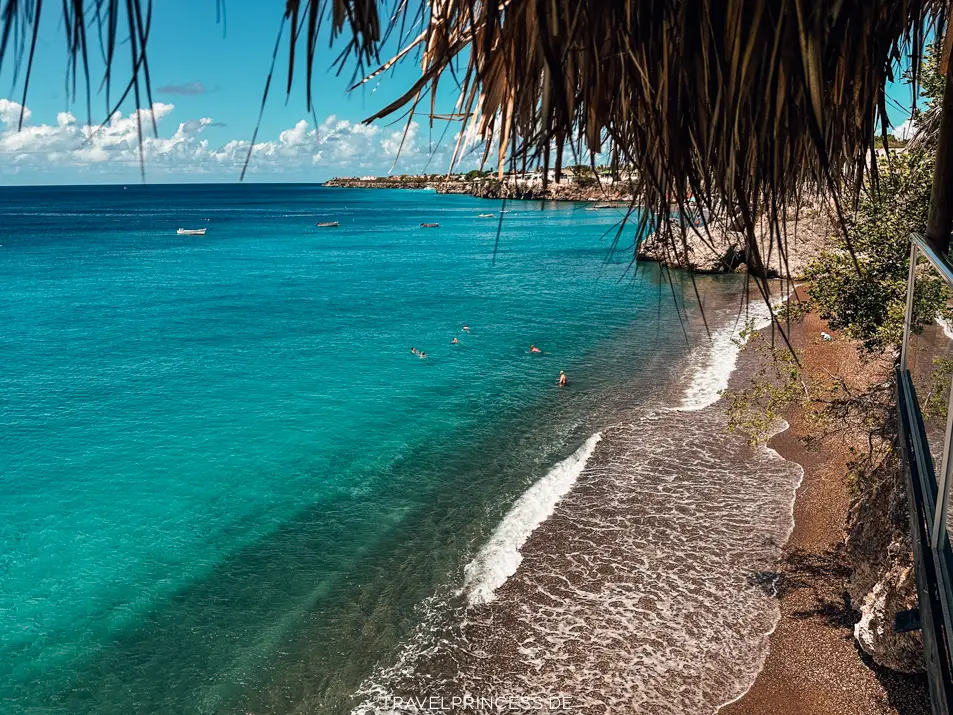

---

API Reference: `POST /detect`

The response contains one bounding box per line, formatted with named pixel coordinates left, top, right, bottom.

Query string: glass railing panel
left=904, top=297, right=953, bottom=476
left=904, top=237, right=953, bottom=546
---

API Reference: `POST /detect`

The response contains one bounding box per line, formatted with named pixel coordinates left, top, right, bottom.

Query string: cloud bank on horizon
left=892, top=118, right=915, bottom=141
left=0, top=99, right=460, bottom=182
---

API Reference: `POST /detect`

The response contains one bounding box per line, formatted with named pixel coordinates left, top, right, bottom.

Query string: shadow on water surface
left=47, top=439, right=520, bottom=715
left=40, top=367, right=661, bottom=715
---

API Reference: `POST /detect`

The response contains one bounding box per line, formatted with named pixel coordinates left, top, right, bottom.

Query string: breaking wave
left=462, top=433, right=603, bottom=606
left=680, top=302, right=774, bottom=411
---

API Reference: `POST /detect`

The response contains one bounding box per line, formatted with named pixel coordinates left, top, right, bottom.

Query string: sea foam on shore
left=462, top=433, right=603, bottom=606
left=680, top=301, right=774, bottom=411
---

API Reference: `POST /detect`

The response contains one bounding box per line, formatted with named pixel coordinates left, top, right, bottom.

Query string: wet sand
left=721, top=306, right=930, bottom=715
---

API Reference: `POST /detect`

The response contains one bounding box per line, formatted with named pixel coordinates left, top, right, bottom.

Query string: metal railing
left=898, top=232, right=953, bottom=713
left=901, top=234, right=953, bottom=543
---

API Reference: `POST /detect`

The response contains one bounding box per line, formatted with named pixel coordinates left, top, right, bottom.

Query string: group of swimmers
left=411, top=325, right=569, bottom=387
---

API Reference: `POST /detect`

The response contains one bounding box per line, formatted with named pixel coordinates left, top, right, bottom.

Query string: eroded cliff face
left=846, top=444, right=924, bottom=672
left=636, top=207, right=831, bottom=280
left=323, top=177, right=636, bottom=203
left=462, top=181, right=634, bottom=202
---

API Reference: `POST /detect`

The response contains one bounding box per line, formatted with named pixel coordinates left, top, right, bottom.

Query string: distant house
left=533, top=167, right=574, bottom=185
left=502, top=171, right=542, bottom=187
left=360, top=176, right=378, bottom=181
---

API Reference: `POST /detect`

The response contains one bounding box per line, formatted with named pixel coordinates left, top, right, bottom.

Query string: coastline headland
left=323, top=175, right=829, bottom=279
left=322, top=174, right=634, bottom=203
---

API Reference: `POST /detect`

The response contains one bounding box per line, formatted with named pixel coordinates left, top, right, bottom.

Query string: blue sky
left=0, top=0, right=469, bottom=184
left=0, top=1, right=924, bottom=185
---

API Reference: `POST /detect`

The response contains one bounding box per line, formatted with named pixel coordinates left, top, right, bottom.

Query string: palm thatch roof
left=358, top=0, right=946, bottom=285
left=1, top=1, right=949, bottom=286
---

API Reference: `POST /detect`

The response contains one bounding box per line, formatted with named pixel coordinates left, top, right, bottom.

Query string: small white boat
left=420, top=222, right=440, bottom=228
left=176, top=228, right=207, bottom=236
left=478, top=213, right=495, bottom=218
left=316, top=221, right=340, bottom=227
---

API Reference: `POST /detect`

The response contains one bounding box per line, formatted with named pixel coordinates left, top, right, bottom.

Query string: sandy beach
left=722, top=305, right=931, bottom=715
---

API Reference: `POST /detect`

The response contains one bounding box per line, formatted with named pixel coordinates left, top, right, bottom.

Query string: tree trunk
left=926, top=67, right=953, bottom=255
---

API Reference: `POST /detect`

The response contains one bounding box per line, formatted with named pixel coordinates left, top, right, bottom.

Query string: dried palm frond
left=356, top=1, right=946, bottom=285
left=910, top=105, right=941, bottom=150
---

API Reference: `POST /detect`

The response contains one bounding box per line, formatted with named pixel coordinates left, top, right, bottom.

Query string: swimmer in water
left=463, top=324, right=470, bottom=332
left=530, top=345, right=541, bottom=353
left=559, top=370, right=567, bottom=387
left=452, top=337, right=459, bottom=344
left=419, top=351, right=427, bottom=359
left=411, top=347, right=418, bottom=355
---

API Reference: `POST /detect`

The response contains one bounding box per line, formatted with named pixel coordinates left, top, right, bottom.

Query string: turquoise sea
left=0, top=185, right=800, bottom=714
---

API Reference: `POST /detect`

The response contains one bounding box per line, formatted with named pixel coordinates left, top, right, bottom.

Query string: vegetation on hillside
left=727, top=45, right=952, bottom=448
left=726, top=148, right=950, bottom=448
left=803, top=41, right=952, bottom=356
left=806, top=150, right=953, bottom=354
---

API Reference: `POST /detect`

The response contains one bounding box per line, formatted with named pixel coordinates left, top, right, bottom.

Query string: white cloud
left=0, top=98, right=31, bottom=125
left=0, top=100, right=456, bottom=181
left=381, top=122, right=419, bottom=157
left=892, top=118, right=914, bottom=141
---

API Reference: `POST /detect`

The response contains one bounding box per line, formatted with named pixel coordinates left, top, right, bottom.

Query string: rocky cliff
left=323, top=178, right=433, bottom=190
left=636, top=206, right=831, bottom=280
left=847, top=415, right=925, bottom=672
left=322, top=176, right=634, bottom=203
left=463, top=181, right=633, bottom=202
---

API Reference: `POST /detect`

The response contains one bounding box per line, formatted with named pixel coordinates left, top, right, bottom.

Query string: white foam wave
left=715, top=417, right=805, bottom=714
left=350, top=295, right=807, bottom=714
left=679, top=302, right=774, bottom=411
left=938, top=315, right=953, bottom=341
left=462, top=433, right=602, bottom=606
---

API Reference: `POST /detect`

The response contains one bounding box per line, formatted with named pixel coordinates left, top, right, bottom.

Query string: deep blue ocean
left=0, top=185, right=797, bottom=715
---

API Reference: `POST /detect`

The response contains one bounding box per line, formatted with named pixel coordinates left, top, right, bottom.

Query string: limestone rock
left=637, top=207, right=831, bottom=279
left=854, top=563, right=923, bottom=673
left=846, top=447, right=924, bottom=673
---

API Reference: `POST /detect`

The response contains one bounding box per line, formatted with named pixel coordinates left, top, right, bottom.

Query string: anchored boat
left=316, top=221, right=340, bottom=227
left=176, top=228, right=207, bottom=236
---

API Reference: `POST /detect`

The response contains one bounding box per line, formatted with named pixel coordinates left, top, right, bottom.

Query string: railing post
left=901, top=241, right=918, bottom=372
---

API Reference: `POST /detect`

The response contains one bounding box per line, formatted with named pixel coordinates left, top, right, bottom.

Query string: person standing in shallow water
left=559, top=370, right=567, bottom=387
